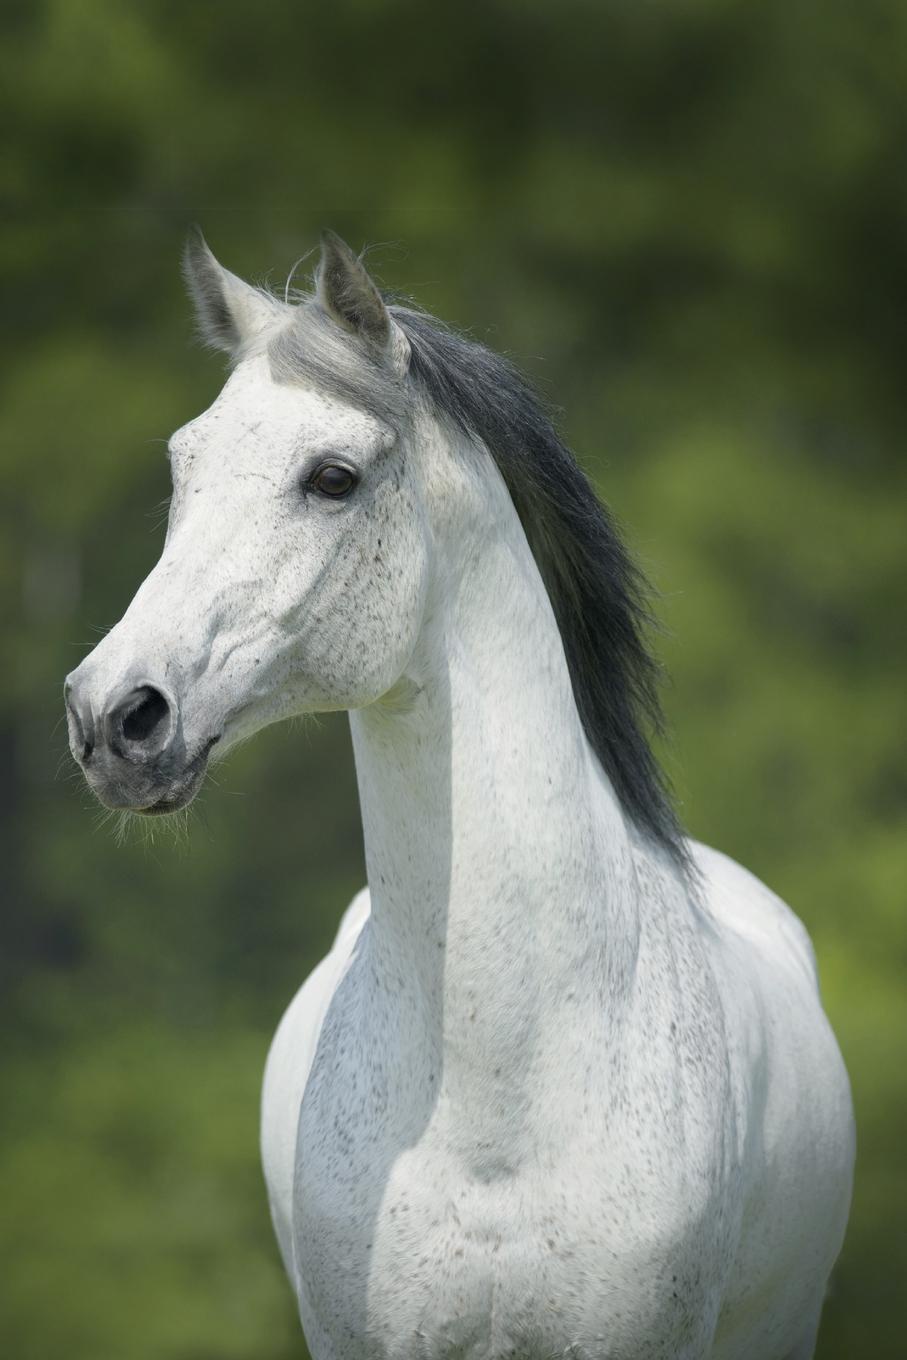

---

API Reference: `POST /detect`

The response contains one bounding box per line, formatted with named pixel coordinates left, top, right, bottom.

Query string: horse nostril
left=65, top=677, right=95, bottom=764
left=111, top=685, right=172, bottom=753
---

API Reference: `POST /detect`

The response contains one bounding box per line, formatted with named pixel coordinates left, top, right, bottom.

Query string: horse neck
left=348, top=427, right=642, bottom=1080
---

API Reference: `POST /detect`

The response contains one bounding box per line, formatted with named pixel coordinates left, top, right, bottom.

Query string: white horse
left=65, top=232, right=854, bottom=1360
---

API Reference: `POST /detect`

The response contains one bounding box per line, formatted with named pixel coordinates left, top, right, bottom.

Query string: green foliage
left=2, top=2, right=904, bottom=1356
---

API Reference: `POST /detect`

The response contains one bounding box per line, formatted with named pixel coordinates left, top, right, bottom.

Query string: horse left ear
left=316, top=231, right=409, bottom=373
left=182, top=230, right=283, bottom=357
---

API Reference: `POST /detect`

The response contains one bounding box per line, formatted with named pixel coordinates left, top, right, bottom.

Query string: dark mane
left=269, top=297, right=686, bottom=863
left=391, top=306, right=685, bottom=863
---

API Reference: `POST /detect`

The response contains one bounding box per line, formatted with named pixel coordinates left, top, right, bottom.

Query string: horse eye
left=311, top=464, right=358, bottom=498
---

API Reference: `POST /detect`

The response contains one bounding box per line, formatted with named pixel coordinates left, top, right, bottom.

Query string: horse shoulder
left=689, top=841, right=854, bottom=1348
left=690, top=841, right=819, bottom=989
left=690, top=839, right=850, bottom=1129
left=260, top=886, right=371, bottom=1283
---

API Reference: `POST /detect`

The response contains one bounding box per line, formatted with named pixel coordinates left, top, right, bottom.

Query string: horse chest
left=291, top=1001, right=728, bottom=1360
left=294, top=1140, right=721, bottom=1360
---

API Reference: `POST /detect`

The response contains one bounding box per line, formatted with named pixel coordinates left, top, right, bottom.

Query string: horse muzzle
left=64, top=668, right=220, bottom=814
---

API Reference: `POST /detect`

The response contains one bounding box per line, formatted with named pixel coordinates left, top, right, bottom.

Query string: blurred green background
left=2, top=2, right=905, bottom=1356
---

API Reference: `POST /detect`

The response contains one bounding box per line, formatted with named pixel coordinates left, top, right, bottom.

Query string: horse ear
left=182, top=230, right=281, bottom=356
left=316, top=230, right=393, bottom=349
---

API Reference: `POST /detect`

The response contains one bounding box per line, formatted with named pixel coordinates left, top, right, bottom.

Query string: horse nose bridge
left=68, top=534, right=253, bottom=734
left=64, top=560, right=194, bottom=725
left=154, top=527, right=267, bottom=638
left=100, top=552, right=210, bottom=666
left=149, top=520, right=246, bottom=622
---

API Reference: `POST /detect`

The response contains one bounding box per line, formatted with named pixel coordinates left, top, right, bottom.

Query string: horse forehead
left=175, top=357, right=386, bottom=460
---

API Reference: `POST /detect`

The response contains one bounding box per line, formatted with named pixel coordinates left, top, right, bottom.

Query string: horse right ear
left=182, top=231, right=282, bottom=357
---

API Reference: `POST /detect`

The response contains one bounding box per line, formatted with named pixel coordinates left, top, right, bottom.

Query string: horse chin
left=134, top=778, right=203, bottom=817
left=87, top=736, right=219, bottom=817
